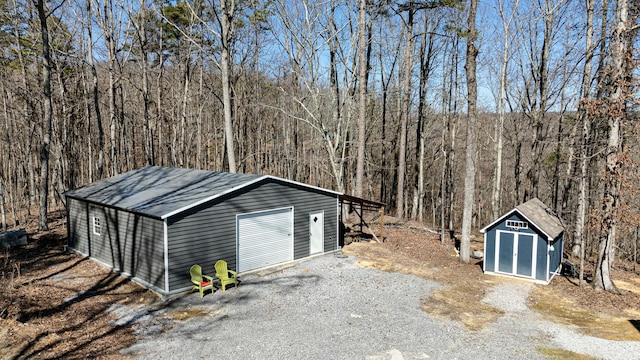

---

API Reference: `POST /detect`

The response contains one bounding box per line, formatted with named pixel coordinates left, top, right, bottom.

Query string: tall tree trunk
left=0, top=172, right=5, bottom=232
left=180, top=60, right=190, bottom=167
left=396, top=3, right=414, bottom=219
left=415, top=31, right=426, bottom=222
left=157, top=25, right=165, bottom=167
left=35, top=0, right=53, bottom=231
left=221, top=0, right=237, bottom=173
left=98, top=0, right=119, bottom=176
left=575, top=0, right=595, bottom=288
left=355, top=0, right=367, bottom=198
left=1, top=83, right=16, bottom=228
left=87, top=0, right=105, bottom=180
left=415, top=16, right=438, bottom=222
left=492, top=0, right=519, bottom=219
left=440, top=35, right=459, bottom=243
left=0, top=85, right=5, bottom=230
left=460, top=0, right=478, bottom=263
left=524, top=0, right=556, bottom=203
left=11, top=0, right=36, bottom=208
left=594, top=0, right=628, bottom=293
left=133, top=3, right=154, bottom=166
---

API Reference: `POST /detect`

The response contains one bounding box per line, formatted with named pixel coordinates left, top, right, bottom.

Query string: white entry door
left=309, top=211, right=324, bottom=254
left=237, top=207, right=293, bottom=272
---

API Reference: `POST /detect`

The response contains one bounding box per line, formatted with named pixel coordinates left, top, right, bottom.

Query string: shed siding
left=166, top=179, right=337, bottom=292
left=549, top=237, right=563, bottom=279
left=66, top=198, right=165, bottom=290
left=484, top=231, right=496, bottom=272
left=536, top=235, right=548, bottom=281
left=483, top=204, right=565, bottom=284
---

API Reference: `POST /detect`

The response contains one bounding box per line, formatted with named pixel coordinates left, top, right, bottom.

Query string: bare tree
left=220, top=0, right=237, bottom=172
left=575, top=0, right=596, bottom=286
left=491, top=0, right=519, bottom=220
left=460, top=0, right=478, bottom=263
left=34, top=0, right=54, bottom=231
left=355, top=0, right=367, bottom=198
left=268, top=0, right=354, bottom=192
left=396, top=1, right=415, bottom=219
left=85, top=0, right=105, bottom=180
left=130, top=0, right=155, bottom=166
left=516, top=0, right=567, bottom=203
left=0, top=169, right=6, bottom=232
left=92, top=0, right=127, bottom=176
left=413, top=11, right=441, bottom=221
left=593, top=0, right=631, bottom=293
left=439, top=30, right=461, bottom=244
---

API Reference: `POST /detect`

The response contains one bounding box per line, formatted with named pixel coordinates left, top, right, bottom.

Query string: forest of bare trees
left=0, top=0, right=638, bottom=291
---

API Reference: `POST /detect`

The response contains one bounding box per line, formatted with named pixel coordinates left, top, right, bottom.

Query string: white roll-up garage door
left=237, top=207, right=293, bottom=272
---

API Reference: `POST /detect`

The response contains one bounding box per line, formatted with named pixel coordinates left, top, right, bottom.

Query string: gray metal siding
left=66, top=197, right=165, bottom=290
left=67, top=198, right=90, bottom=254
left=166, top=179, right=338, bottom=292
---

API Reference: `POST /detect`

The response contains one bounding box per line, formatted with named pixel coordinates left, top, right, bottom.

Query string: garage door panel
left=237, top=208, right=293, bottom=272
left=240, top=238, right=291, bottom=257
left=238, top=231, right=287, bottom=244
left=240, top=249, right=291, bottom=269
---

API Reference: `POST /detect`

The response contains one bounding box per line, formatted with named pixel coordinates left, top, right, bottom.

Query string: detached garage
left=65, top=166, right=340, bottom=296
left=480, top=198, right=564, bottom=284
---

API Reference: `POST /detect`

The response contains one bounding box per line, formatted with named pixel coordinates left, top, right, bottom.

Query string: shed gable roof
left=64, top=166, right=340, bottom=219
left=480, top=198, right=564, bottom=240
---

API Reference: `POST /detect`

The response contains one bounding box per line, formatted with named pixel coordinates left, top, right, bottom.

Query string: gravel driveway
left=118, top=253, right=640, bottom=360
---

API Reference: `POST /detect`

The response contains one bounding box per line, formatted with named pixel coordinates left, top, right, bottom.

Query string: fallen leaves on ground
left=344, top=221, right=640, bottom=339
left=2, top=215, right=640, bottom=359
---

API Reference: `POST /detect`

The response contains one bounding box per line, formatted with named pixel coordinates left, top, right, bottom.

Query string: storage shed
left=65, top=166, right=341, bottom=296
left=480, top=198, right=564, bottom=284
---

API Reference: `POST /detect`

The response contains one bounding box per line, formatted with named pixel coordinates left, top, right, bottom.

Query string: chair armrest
left=203, top=274, right=215, bottom=281
left=228, top=270, right=237, bottom=276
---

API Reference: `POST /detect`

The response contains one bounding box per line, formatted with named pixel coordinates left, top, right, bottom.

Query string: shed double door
left=237, top=207, right=293, bottom=273
left=495, top=230, right=537, bottom=278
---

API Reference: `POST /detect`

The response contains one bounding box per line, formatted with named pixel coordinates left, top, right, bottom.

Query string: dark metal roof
left=339, top=194, right=385, bottom=211
left=64, top=166, right=340, bottom=219
left=480, top=198, right=565, bottom=240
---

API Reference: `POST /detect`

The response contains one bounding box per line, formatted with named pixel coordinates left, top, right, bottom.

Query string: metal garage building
left=480, top=198, right=564, bottom=284
left=65, top=166, right=340, bottom=296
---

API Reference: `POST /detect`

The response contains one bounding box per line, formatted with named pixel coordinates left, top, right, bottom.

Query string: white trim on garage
left=163, top=219, right=169, bottom=293
left=236, top=207, right=294, bottom=273
left=161, top=175, right=341, bottom=219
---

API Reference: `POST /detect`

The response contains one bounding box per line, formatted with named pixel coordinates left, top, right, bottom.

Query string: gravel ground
left=119, top=253, right=640, bottom=360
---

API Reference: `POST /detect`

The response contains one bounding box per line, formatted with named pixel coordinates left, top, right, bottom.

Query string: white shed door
left=237, top=208, right=293, bottom=272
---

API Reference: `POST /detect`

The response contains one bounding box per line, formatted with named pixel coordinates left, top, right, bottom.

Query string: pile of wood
left=0, top=229, right=27, bottom=249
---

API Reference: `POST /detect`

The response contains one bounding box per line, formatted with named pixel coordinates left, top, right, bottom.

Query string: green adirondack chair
left=214, top=260, right=238, bottom=291
left=190, top=264, right=215, bottom=298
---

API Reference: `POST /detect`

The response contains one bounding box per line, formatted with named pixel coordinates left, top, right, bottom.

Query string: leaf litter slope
left=1, top=216, right=639, bottom=359
left=0, top=215, right=158, bottom=360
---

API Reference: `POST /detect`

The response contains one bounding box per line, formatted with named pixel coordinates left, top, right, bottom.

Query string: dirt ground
left=345, top=220, right=640, bottom=343
left=1, top=215, right=640, bottom=359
